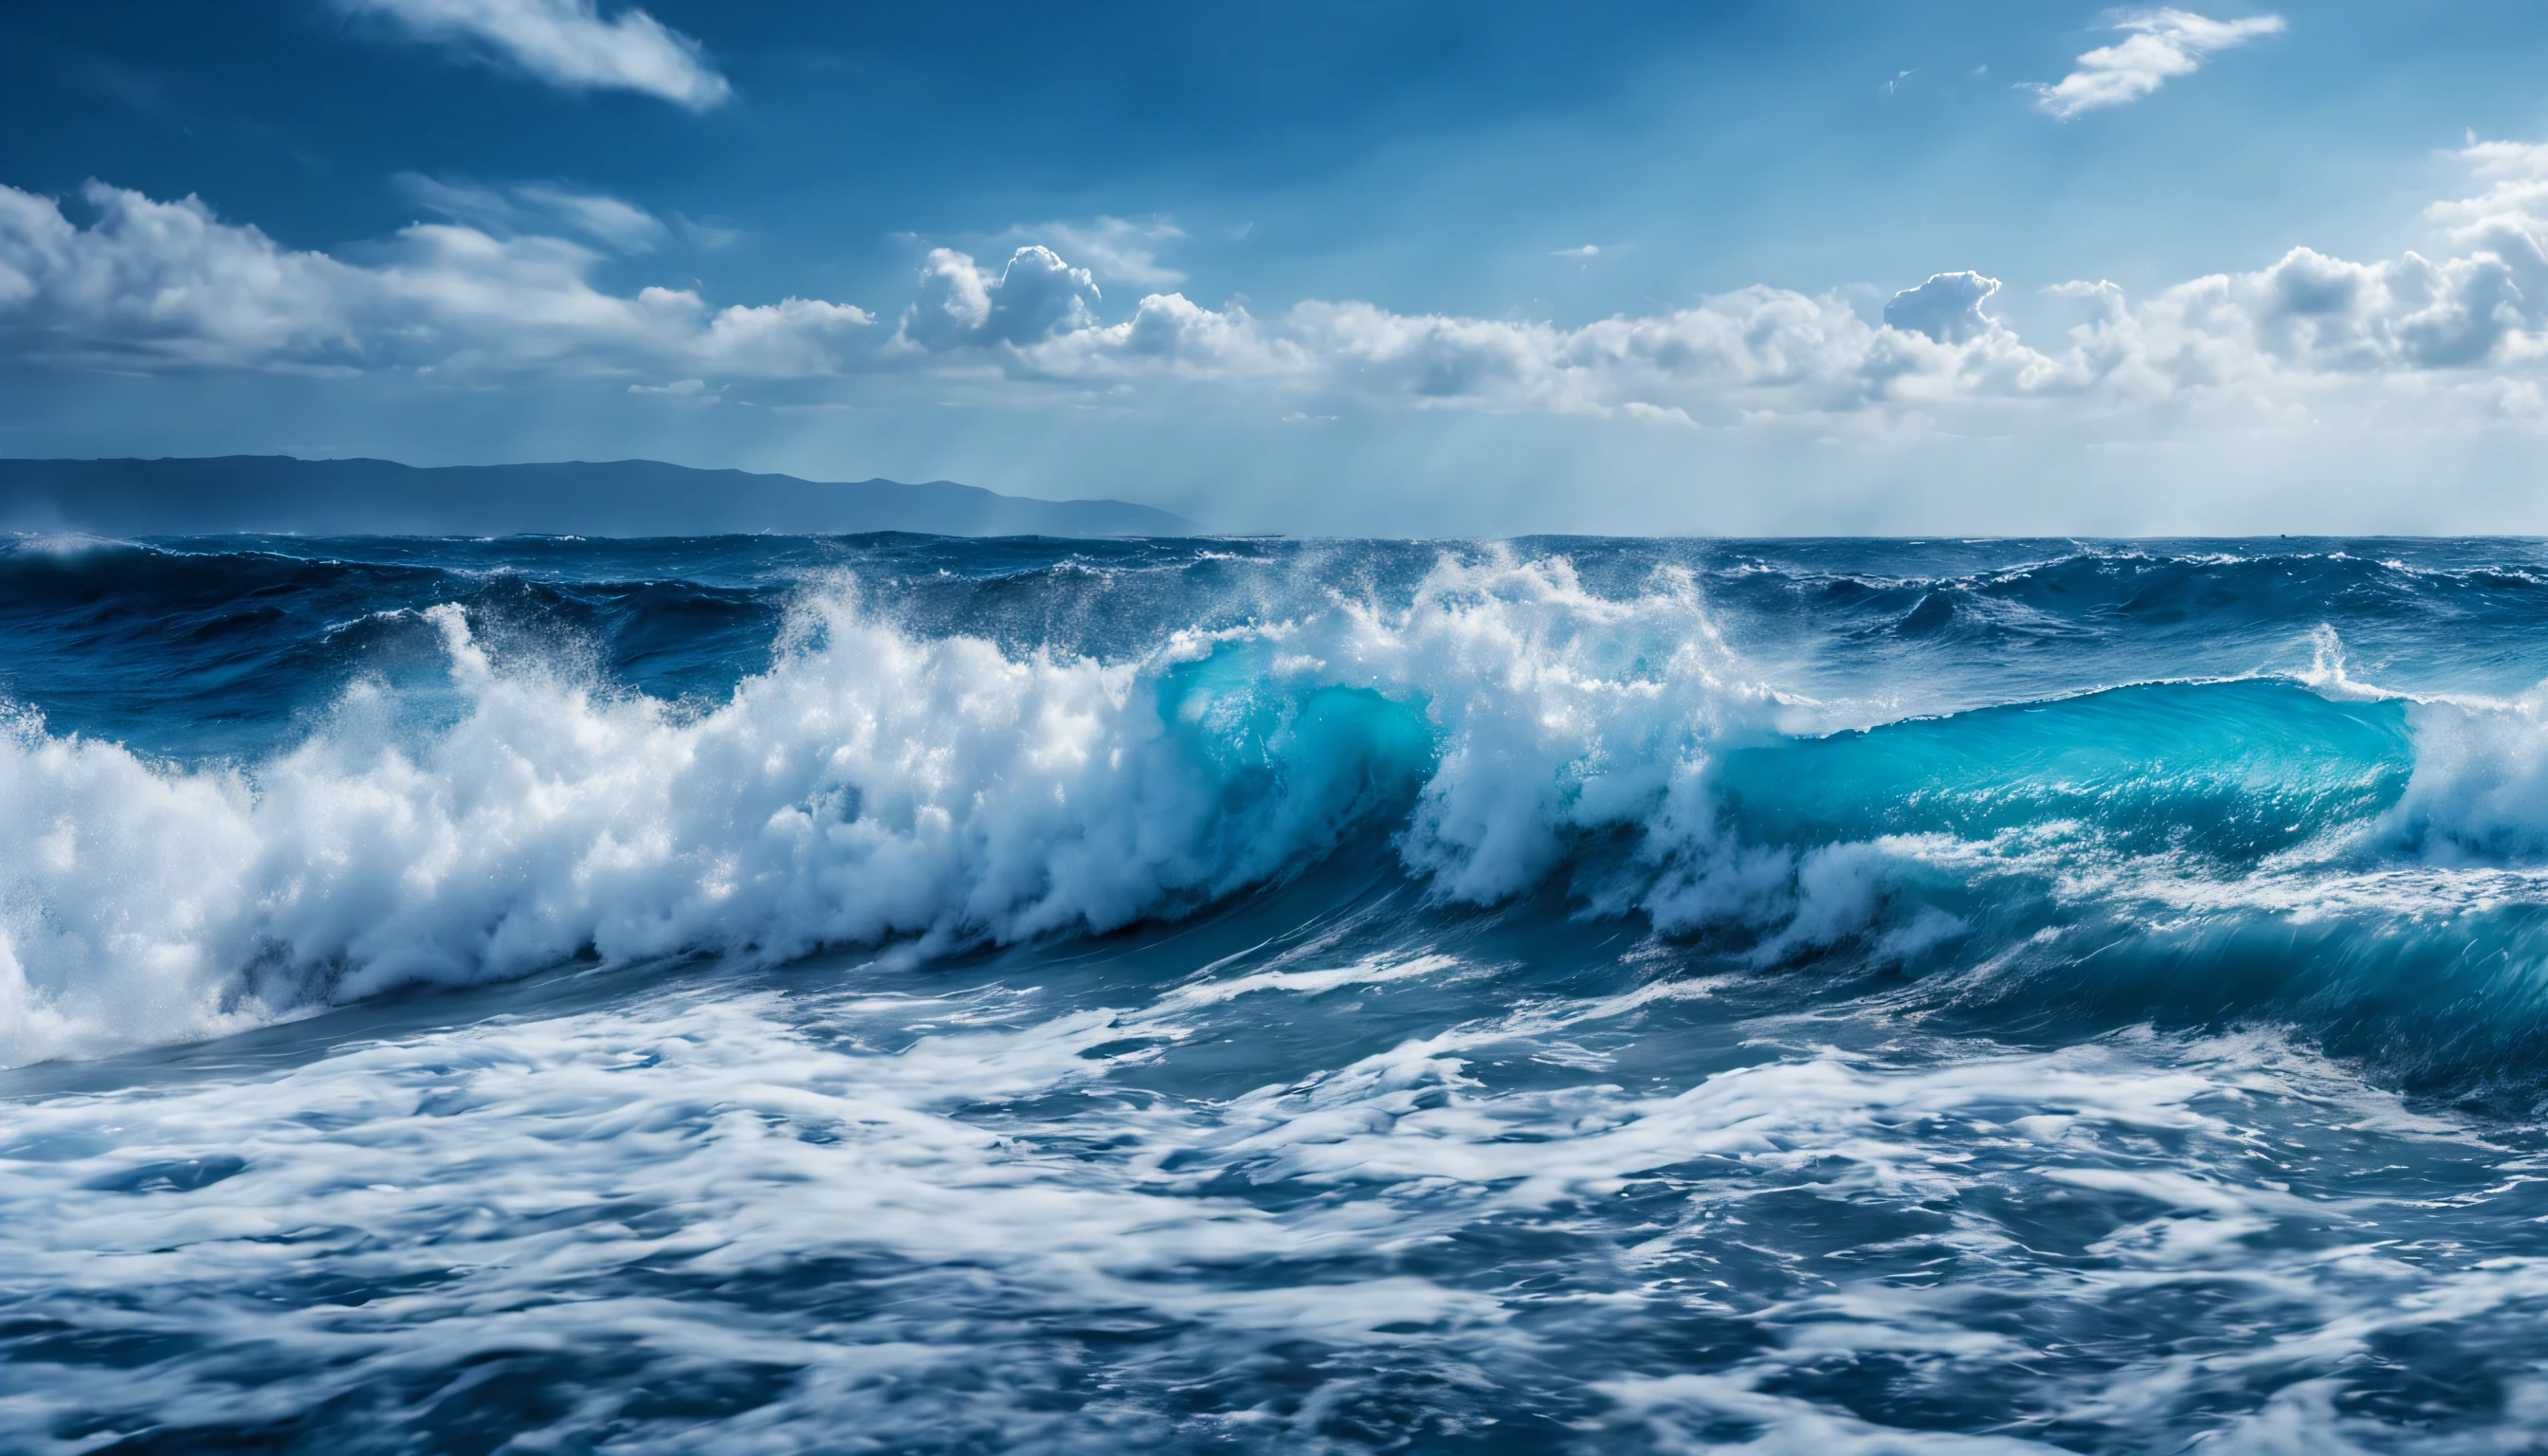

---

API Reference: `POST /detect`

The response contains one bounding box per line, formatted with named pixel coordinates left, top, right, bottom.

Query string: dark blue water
left=8, top=534, right=2548, bottom=1452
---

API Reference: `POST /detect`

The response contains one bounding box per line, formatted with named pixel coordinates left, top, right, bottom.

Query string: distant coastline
left=0, top=457, right=1196, bottom=538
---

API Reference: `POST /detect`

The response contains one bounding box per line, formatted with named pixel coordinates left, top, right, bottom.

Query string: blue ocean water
left=7, top=534, right=2548, bottom=1451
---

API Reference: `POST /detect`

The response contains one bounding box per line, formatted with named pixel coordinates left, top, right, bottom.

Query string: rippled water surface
left=8, top=535, right=2548, bottom=1452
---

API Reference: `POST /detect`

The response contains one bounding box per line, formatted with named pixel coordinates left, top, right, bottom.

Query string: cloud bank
left=0, top=182, right=863, bottom=375
left=2026, top=9, right=2284, bottom=119
left=336, top=0, right=731, bottom=109
left=9, top=138, right=2548, bottom=441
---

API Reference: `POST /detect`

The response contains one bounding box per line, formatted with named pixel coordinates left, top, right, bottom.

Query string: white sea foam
left=2383, top=685, right=2548, bottom=863
left=2, top=959, right=2533, bottom=1452
left=0, top=553, right=1786, bottom=1066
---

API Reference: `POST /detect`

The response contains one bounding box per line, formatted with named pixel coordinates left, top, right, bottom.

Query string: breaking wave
left=11, top=543, right=2548, bottom=1081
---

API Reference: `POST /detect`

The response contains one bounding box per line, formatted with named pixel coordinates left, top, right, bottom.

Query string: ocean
left=5, top=532, right=2548, bottom=1452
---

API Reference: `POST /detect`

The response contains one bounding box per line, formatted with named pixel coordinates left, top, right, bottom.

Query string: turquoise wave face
left=1667, top=680, right=2548, bottom=1090
left=1719, top=678, right=2415, bottom=860
left=1141, top=642, right=1441, bottom=900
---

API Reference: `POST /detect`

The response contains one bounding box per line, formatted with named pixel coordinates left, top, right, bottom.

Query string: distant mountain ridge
left=0, top=457, right=1196, bottom=538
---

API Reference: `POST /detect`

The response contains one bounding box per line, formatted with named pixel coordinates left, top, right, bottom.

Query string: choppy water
left=9, top=534, right=2548, bottom=1452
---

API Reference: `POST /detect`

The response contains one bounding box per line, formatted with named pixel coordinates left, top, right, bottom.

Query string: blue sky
left=9, top=1, right=2548, bottom=533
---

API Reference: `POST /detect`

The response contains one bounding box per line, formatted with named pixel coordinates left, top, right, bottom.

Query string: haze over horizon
left=9, top=1, right=2548, bottom=535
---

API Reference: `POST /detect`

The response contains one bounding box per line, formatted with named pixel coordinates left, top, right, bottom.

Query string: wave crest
left=0, top=555, right=1774, bottom=1065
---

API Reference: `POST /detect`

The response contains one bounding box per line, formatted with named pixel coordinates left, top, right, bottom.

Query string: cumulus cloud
left=1881, top=271, right=2004, bottom=345
left=1036, top=292, right=1312, bottom=378
left=879, top=259, right=2064, bottom=417
left=2025, top=9, right=2284, bottom=119
left=898, top=246, right=1103, bottom=352
left=0, top=181, right=864, bottom=376
left=335, top=0, right=730, bottom=109
left=1283, top=279, right=2067, bottom=415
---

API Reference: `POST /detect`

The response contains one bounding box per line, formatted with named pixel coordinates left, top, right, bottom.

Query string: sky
left=8, top=0, right=2548, bottom=535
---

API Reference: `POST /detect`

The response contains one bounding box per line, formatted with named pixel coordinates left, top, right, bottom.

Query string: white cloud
left=875, top=139, right=2548, bottom=424
left=335, top=0, right=730, bottom=109
left=0, top=181, right=865, bottom=376
left=396, top=173, right=669, bottom=252
left=1880, top=270, right=2004, bottom=345
left=18, top=140, right=2548, bottom=432
left=2025, top=9, right=2284, bottom=119
left=1031, top=292, right=1313, bottom=379
left=0, top=183, right=364, bottom=371
left=511, top=183, right=667, bottom=252
left=874, top=266, right=2060, bottom=418
left=897, top=246, right=1102, bottom=352
left=1272, top=279, right=2064, bottom=415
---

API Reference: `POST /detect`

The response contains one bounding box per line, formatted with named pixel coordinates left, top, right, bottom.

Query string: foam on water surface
left=9, top=535, right=2548, bottom=1451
